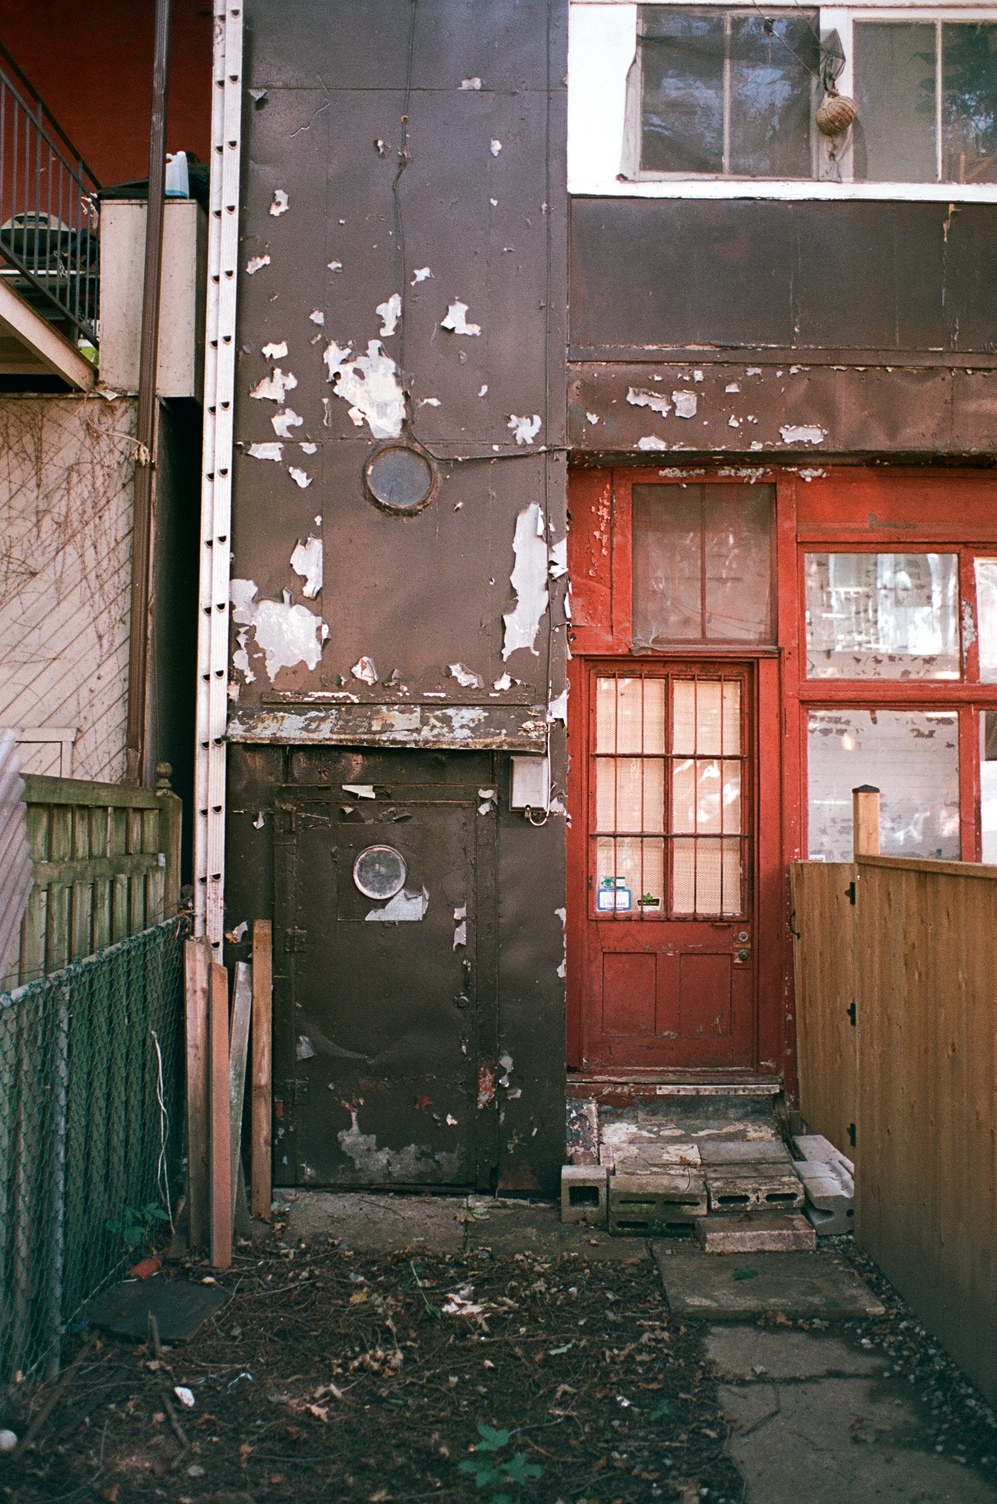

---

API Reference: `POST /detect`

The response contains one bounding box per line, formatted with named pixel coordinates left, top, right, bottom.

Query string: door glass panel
left=595, top=678, right=668, bottom=913
left=805, top=553, right=959, bottom=680
left=853, top=22, right=937, bottom=183
left=633, top=485, right=774, bottom=646
left=981, top=712, right=997, bottom=862
left=807, top=709, right=960, bottom=862
left=975, top=559, right=997, bottom=682
left=673, top=838, right=742, bottom=916
left=670, top=678, right=743, bottom=915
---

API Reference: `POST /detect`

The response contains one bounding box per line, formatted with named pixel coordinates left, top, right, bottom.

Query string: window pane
left=975, top=559, right=997, bottom=682
left=596, top=757, right=665, bottom=833
left=640, top=10, right=725, bottom=173
left=854, top=22, right=937, bottom=183
left=633, top=485, right=773, bottom=645
left=596, top=837, right=664, bottom=911
left=673, top=837, right=741, bottom=915
left=804, top=553, right=959, bottom=680
left=981, top=712, right=997, bottom=862
left=596, top=677, right=666, bottom=753
left=943, top=24, right=997, bottom=184
left=807, top=709, right=960, bottom=862
left=729, top=15, right=818, bottom=178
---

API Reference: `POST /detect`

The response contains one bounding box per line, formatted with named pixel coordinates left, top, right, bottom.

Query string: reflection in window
left=975, top=559, right=997, bottom=682
left=633, top=485, right=773, bottom=645
left=639, top=8, right=818, bottom=178
left=981, top=711, right=997, bottom=863
left=807, top=709, right=960, bottom=862
left=805, top=553, right=959, bottom=679
left=854, top=21, right=997, bottom=184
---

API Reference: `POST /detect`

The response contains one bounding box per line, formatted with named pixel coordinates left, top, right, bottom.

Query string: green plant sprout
left=459, top=1424, right=543, bottom=1503
left=106, top=1201, right=171, bottom=1251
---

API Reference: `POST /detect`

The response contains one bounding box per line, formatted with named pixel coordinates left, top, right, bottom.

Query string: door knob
left=736, top=948, right=750, bottom=962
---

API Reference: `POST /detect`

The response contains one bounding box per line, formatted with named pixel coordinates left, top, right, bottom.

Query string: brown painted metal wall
left=225, top=0, right=568, bottom=1195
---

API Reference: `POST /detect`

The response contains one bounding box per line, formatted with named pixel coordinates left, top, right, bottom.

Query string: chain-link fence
left=0, top=916, right=188, bottom=1382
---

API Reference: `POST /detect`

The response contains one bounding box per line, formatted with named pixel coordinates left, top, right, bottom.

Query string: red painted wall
left=0, top=1, right=212, bottom=186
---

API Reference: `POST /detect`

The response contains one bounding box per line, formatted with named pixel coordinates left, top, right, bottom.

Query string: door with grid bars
left=578, top=665, right=755, bottom=1068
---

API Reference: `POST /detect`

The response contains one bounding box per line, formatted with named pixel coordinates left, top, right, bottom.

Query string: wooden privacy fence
left=1, top=764, right=182, bottom=991
left=792, top=845, right=997, bottom=1407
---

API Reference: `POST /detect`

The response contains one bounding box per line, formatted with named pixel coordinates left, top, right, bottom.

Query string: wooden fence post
left=183, top=938, right=210, bottom=1249
left=251, top=920, right=273, bottom=1221
left=853, top=785, right=881, bottom=859
left=155, top=763, right=182, bottom=918
left=209, top=961, right=232, bottom=1270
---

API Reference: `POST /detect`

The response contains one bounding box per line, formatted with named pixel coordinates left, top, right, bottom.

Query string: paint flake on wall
left=272, top=408, right=303, bottom=438
left=246, top=254, right=271, bottom=274
left=672, top=391, right=698, bottom=418
left=440, top=301, right=481, bottom=336
left=376, top=294, right=402, bottom=337
left=269, top=188, right=289, bottom=216
left=365, top=887, right=429, bottom=922
left=502, top=503, right=549, bottom=660
left=508, top=414, right=542, bottom=445
left=627, top=387, right=671, bottom=416
left=351, top=656, right=379, bottom=685
left=411, top=266, right=432, bottom=283
left=250, top=368, right=298, bottom=403
left=230, top=579, right=328, bottom=681
left=261, top=340, right=287, bottom=360
left=288, top=467, right=313, bottom=489
left=323, top=340, right=405, bottom=440
left=637, top=435, right=668, bottom=451
left=290, top=535, right=323, bottom=598
left=780, top=424, right=826, bottom=445
left=247, top=442, right=283, bottom=462
left=449, top=663, right=484, bottom=689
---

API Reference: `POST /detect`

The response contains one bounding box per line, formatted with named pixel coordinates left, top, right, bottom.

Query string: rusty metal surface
left=570, top=199, right=997, bottom=357
left=568, top=362, right=997, bottom=459
left=227, top=701, right=548, bottom=751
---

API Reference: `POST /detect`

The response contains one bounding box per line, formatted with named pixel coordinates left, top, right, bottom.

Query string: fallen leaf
left=369, top=1490, right=390, bottom=1502
left=194, top=1413, right=220, bottom=1430
left=306, top=1403, right=329, bottom=1422
left=103, top=1487, right=120, bottom=1503
left=269, top=1474, right=285, bottom=1485
left=349, top=1288, right=368, bottom=1305
left=283, top=1423, right=304, bottom=1440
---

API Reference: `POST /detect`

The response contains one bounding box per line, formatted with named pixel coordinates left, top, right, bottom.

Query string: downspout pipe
left=126, top=0, right=172, bottom=785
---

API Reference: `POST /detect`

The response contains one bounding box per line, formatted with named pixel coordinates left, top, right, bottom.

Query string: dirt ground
left=4, top=1218, right=997, bottom=1504
left=0, top=1232, right=743, bottom=1504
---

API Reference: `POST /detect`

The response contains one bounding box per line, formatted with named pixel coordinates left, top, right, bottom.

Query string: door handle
left=736, top=948, right=751, bottom=963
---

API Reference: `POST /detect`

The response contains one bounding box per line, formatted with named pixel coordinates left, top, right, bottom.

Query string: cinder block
left=805, top=1202, right=855, bottom=1237
left=561, top=1164, right=608, bottom=1227
left=699, top=1138, right=790, bottom=1166
left=608, top=1170, right=708, bottom=1235
left=696, top=1212, right=817, bottom=1254
left=795, top=1156, right=854, bottom=1237
left=794, top=1134, right=854, bottom=1176
left=705, top=1162, right=805, bottom=1214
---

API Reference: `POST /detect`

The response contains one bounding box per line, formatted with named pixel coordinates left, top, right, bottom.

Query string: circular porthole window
left=364, top=443, right=437, bottom=515
left=353, top=844, right=407, bottom=900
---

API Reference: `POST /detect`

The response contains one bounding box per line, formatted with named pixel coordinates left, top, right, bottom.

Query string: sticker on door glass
left=597, top=876, right=632, bottom=912
left=353, top=845, right=407, bottom=900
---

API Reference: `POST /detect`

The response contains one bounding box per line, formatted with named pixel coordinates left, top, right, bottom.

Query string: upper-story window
left=568, top=1, right=997, bottom=200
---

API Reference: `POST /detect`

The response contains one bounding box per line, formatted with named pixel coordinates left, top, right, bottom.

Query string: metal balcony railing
left=0, top=42, right=100, bottom=347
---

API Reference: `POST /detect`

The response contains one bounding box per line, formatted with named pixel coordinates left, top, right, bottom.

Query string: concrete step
left=695, top=1211, right=816, bottom=1254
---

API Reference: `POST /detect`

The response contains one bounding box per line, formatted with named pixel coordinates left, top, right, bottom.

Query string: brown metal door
left=576, top=665, right=755, bottom=1068
left=273, top=784, right=484, bottom=1188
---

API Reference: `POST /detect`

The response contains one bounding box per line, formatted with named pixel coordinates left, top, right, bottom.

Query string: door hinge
left=845, top=881, right=856, bottom=905
left=284, top=926, right=306, bottom=952
left=847, top=1001, right=857, bottom=1027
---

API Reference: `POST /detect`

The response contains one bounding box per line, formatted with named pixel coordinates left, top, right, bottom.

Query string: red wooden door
left=573, top=662, right=756, bottom=1069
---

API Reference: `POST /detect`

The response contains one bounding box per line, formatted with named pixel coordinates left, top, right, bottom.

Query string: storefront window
left=808, top=708, right=960, bottom=862
left=805, top=553, right=959, bottom=679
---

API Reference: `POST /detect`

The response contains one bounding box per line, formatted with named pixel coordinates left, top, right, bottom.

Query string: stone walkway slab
left=655, top=1245, right=885, bottom=1320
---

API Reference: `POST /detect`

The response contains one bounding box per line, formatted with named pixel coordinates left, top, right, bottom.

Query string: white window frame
left=568, top=0, right=997, bottom=200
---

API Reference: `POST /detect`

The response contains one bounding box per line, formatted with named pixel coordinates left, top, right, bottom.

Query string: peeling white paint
left=489, top=197, right=498, bottom=206
left=478, top=384, right=488, bottom=397
left=460, top=76, right=482, bottom=90
left=798, top=467, right=827, bottom=481
left=440, top=301, right=481, bottom=336
left=780, top=424, right=826, bottom=445
left=672, top=390, right=698, bottom=418
left=288, top=467, right=313, bottom=489
left=247, top=442, right=283, bottom=462
left=502, top=503, right=549, bottom=660
left=547, top=688, right=568, bottom=724
left=490, top=138, right=502, bottom=155
left=548, top=537, right=567, bottom=580
left=300, top=441, right=317, bottom=454
left=306, top=310, right=324, bottom=328
left=338, top=1109, right=458, bottom=1179
left=327, top=259, right=343, bottom=272
left=492, top=672, right=513, bottom=691
left=290, top=535, right=323, bottom=598
left=746, top=366, right=762, bottom=376
left=411, top=266, right=432, bottom=283
left=637, top=435, right=668, bottom=451
left=272, top=407, right=303, bottom=438
left=725, top=382, right=741, bottom=393
left=365, top=887, right=429, bottom=922
left=254, top=812, right=265, bottom=829
left=323, top=340, right=405, bottom=440
left=449, top=662, right=484, bottom=689
left=246, top=253, right=270, bottom=275
left=728, top=416, right=740, bottom=429
left=376, top=293, right=402, bottom=337
left=694, top=369, right=704, bottom=381
left=296, top=1034, right=316, bottom=1059
left=586, top=411, right=600, bottom=424
left=261, top=340, right=287, bottom=360
left=230, top=579, right=328, bottom=680
left=453, top=906, right=467, bottom=948
left=269, top=188, right=289, bottom=216
left=508, top=413, right=542, bottom=445
left=343, top=784, right=376, bottom=799
left=419, top=396, right=441, bottom=408
left=351, top=656, right=379, bottom=685
left=627, top=386, right=671, bottom=416
left=250, top=368, right=298, bottom=403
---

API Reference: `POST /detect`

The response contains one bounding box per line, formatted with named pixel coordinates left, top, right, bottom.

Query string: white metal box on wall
left=98, top=199, right=206, bottom=399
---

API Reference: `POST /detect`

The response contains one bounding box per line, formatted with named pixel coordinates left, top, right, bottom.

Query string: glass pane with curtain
left=594, top=678, right=668, bottom=913
left=853, top=22, right=938, bottom=183
left=805, top=553, right=959, bottom=680
left=670, top=679, right=743, bottom=915
left=729, top=14, right=818, bottom=178
left=976, top=558, right=997, bottom=682
left=807, top=708, right=960, bottom=862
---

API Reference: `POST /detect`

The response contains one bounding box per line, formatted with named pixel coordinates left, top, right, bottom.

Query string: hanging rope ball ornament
left=816, top=87, right=858, bottom=136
